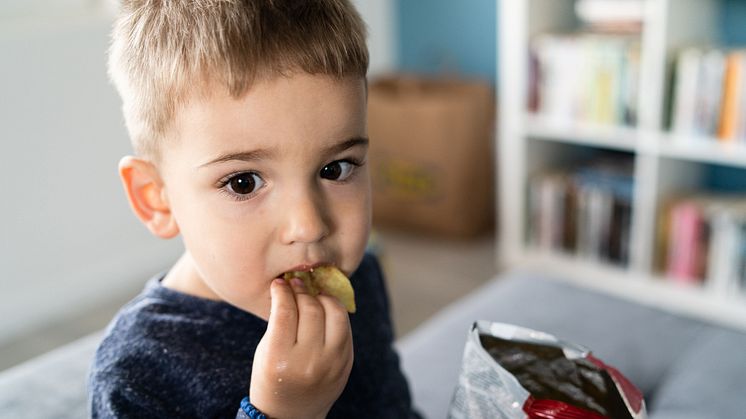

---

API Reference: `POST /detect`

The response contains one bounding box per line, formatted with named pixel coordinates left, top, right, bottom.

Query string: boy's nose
left=279, top=191, right=330, bottom=245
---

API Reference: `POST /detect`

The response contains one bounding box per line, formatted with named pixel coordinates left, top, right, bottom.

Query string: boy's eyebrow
left=198, top=148, right=275, bottom=168
left=198, top=137, right=368, bottom=169
left=326, top=137, right=369, bottom=154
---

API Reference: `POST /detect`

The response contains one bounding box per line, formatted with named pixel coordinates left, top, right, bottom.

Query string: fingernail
left=291, top=277, right=304, bottom=288
left=275, top=278, right=286, bottom=285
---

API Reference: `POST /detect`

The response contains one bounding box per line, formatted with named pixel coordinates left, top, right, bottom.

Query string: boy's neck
left=162, top=252, right=223, bottom=302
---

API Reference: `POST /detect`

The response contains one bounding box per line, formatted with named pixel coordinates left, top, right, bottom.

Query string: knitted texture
left=88, top=253, right=418, bottom=418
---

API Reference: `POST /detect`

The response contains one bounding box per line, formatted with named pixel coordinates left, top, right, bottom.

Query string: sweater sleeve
left=89, top=374, right=173, bottom=418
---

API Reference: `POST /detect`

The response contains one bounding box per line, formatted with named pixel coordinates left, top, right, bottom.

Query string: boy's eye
left=320, top=161, right=355, bottom=181
left=226, top=172, right=264, bottom=195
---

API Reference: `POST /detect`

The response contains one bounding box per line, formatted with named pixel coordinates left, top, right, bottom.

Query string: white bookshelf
left=498, top=0, right=746, bottom=331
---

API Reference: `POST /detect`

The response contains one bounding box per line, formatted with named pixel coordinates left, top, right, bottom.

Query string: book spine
left=738, top=223, right=746, bottom=294
left=666, top=202, right=704, bottom=284
left=718, top=52, right=744, bottom=141
left=706, top=211, right=738, bottom=295
left=738, top=53, right=746, bottom=142
left=671, top=48, right=701, bottom=137
left=701, top=50, right=726, bottom=137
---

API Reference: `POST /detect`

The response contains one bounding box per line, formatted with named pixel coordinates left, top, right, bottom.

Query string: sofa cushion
left=0, top=332, right=101, bottom=418
left=396, top=271, right=746, bottom=419
left=646, top=327, right=746, bottom=418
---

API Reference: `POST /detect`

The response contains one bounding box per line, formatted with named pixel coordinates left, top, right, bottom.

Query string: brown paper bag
left=367, top=76, right=495, bottom=237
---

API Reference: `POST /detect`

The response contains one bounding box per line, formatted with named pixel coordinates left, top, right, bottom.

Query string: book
left=665, top=201, right=706, bottom=284
left=671, top=48, right=702, bottom=136
left=539, top=174, right=564, bottom=250
left=697, top=49, right=727, bottom=137
left=738, top=224, right=746, bottom=294
left=717, top=51, right=745, bottom=142
left=610, top=197, right=632, bottom=266
left=705, top=207, right=739, bottom=295
left=529, top=173, right=577, bottom=253
left=622, top=42, right=641, bottom=125
left=737, top=53, right=746, bottom=142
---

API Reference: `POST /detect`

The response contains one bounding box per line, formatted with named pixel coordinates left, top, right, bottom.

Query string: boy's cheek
left=334, top=204, right=371, bottom=274
left=181, top=212, right=260, bottom=272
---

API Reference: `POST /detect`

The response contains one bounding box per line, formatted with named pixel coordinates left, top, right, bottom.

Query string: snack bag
left=448, top=321, right=646, bottom=419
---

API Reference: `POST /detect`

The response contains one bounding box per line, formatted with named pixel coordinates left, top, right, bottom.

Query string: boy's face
left=157, top=74, right=370, bottom=319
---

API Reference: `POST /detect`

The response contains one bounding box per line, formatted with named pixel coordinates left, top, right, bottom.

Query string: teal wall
left=396, top=0, right=497, bottom=84
left=722, top=0, right=746, bottom=45
left=395, top=0, right=746, bottom=83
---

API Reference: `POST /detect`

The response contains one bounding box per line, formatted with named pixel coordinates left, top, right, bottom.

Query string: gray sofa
left=397, top=272, right=746, bottom=418
left=2, top=271, right=745, bottom=418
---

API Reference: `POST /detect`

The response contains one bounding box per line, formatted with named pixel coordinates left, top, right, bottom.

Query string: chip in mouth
left=283, top=266, right=356, bottom=313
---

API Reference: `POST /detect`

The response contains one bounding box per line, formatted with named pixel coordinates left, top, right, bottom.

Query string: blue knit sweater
left=88, top=253, right=418, bottom=418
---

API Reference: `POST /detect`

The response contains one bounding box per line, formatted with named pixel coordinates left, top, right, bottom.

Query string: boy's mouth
left=276, top=264, right=356, bottom=313
left=284, top=262, right=327, bottom=274
left=279, top=262, right=334, bottom=279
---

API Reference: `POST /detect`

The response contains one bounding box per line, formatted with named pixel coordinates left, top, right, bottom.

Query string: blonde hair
left=108, top=0, right=369, bottom=160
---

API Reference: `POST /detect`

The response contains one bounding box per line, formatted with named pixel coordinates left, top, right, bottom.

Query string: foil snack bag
left=448, top=321, right=646, bottom=419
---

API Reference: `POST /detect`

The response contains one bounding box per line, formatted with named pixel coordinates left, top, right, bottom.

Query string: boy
left=88, top=1, right=419, bottom=418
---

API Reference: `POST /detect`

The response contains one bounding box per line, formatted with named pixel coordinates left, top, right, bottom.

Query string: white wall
left=352, top=0, right=398, bottom=77
left=0, top=0, right=91, bottom=20
left=0, top=2, right=397, bottom=346
left=0, top=11, right=183, bottom=345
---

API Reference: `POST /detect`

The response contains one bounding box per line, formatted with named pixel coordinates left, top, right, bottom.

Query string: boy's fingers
left=288, top=276, right=309, bottom=294
left=266, top=278, right=298, bottom=347
left=290, top=278, right=326, bottom=344
left=296, top=300, right=326, bottom=345
left=318, top=295, right=351, bottom=351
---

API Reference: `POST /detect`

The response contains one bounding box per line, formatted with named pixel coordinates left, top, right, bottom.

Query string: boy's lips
left=277, top=261, right=333, bottom=278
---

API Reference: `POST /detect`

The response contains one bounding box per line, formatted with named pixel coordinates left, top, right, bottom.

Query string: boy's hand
left=249, top=277, right=354, bottom=419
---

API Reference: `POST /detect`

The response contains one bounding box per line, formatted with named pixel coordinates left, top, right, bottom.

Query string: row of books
left=657, top=196, right=746, bottom=296
left=671, top=48, right=746, bottom=143
left=527, top=159, right=634, bottom=267
left=528, top=33, right=641, bottom=127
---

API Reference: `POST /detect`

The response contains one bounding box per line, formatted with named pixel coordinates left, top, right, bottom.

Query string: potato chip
left=283, top=266, right=356, bottom=313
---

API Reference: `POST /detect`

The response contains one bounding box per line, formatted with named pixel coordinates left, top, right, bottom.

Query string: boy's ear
left=118, top=156, right=179, bottom=239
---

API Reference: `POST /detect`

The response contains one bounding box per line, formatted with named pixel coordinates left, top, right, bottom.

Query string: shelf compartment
left=525, top=145, right=636, bottom=268
left=656, top=159, right=746, bottom=204
left=653, top=160, right=746, bottom=302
